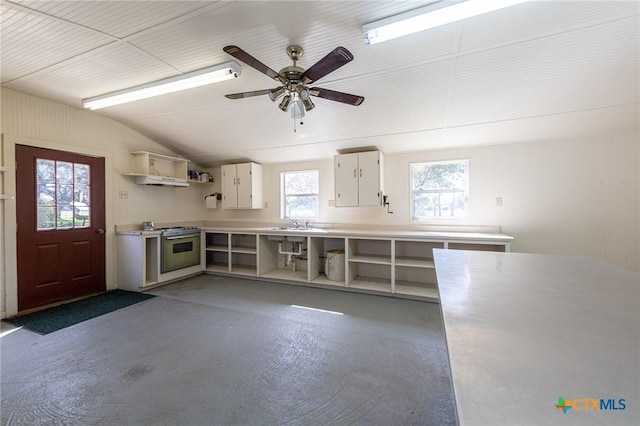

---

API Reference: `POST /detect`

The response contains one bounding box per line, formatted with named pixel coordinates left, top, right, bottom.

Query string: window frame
left=409, top=159, right=469, bottom=222
left=280, top=169, right=320, bottom=219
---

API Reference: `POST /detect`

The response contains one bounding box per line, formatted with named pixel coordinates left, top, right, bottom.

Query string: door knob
left=96, top=228, right=105, bottom=234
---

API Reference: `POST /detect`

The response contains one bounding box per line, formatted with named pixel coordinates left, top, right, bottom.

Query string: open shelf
left=205, top=251, right=228, bottom=272
left=348, top=238, right=391, bottom=265
left=206, top=245, right=228, bottom=252
left=349, top=254, right=392, bottom=265
left=230, top=265, right=257, bottom=276
left=310, top=274, right=346, bottom=287
left=448, top=242, right=507, bottom=252
left=206, top=264, right=229, bottom=273
left=348, top=276, right=392, bottom=293
left=230, top=247, right=257, bottom=254
left=261, top=268, right=308, bottom=282
left=230, top=234, right=257, bottom=253
left=394, top=281, right=439, bottom=300
left=394, top=257, right=435, bottom=268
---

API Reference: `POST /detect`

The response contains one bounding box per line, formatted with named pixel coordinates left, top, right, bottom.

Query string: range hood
left=134, top=175, right=189, bottom=187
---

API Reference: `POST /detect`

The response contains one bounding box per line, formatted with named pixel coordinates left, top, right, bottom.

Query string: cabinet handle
left=233, top=177, right=236, bottom=185
left=353, top=169, right=356, bottom=178
left=360, top=168, right=362, bottom=178
left=237, top=177, right=240, bottom=185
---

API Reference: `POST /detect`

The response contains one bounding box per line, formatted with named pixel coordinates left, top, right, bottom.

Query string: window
left=37, top=159, right=91, bottom=230
left=411, top=160, right=468, bottom=221
left=281, top=170, right=319, bottom=219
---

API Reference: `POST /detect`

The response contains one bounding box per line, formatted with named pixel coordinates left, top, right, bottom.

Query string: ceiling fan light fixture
left=363, top=0, right=529, bottom=45
left=279, top=94, right=291, bottom=111
left=290, top=99, right=305, bottom=119
left=268, top=87, right=285, bottom=101
left=297, top=86, right=311, bottom=100
left=302, top=97, right=315, bottom=112
left=82, top=61, right=241, bottom=110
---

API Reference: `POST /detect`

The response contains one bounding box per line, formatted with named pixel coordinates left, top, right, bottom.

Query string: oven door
left=161, top=233, right=201, bottom=273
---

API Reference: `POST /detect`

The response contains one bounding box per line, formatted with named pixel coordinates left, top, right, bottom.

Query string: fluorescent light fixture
left=363, top=0, right=529, bottom=45
left=82, top=61, right=241, bottom=110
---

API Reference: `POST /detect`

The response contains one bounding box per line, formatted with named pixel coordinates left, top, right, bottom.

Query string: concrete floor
left=1, top=275, right=456, bottom=425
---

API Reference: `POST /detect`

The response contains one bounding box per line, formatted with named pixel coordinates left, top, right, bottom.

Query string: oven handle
left=164, top=234, right=199, bottom=240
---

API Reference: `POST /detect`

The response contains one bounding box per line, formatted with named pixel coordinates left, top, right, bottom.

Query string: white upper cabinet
left=334, top=151, right=384, bottom=207
left=221, top=162, right=263, bottom=209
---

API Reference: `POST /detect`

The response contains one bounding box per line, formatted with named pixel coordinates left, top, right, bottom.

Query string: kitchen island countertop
left=434, top=249, right=640, bottom=426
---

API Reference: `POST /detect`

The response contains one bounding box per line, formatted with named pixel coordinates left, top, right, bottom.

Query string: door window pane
left=37, top=207, right=56, bottom=229
left=56, top=162, right=73, bottom=184
left=74, top=164, right=90, bottom=185
left=36, top=159, right=91, bottom=230
left=37, top=160, right=55, bottom=182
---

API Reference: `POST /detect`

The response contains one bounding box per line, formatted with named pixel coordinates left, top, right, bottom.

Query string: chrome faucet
left=289, top=218, right=300, bottom=229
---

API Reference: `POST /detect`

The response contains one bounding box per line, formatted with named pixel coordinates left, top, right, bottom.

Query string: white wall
left=206, top=133, right=639, bottom=272
left=1, top=89, right=209, bottom=317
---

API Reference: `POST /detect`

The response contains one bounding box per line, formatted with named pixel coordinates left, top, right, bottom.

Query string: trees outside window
left=281, top=170, right=319, bottom=219
left=411, top=160, right=468, bottom=221
left=37, top=159, right=91, bottom=230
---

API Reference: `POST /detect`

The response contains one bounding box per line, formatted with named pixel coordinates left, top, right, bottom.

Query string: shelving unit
left=205, top=233, right=229, bottom=273
left=259, top=235, right=309, bottom=282
left=308, top=237, right=346, bottom=287
left=129, top=151, right=187, bottom=178
left=346, top=238, right=392, bottom=292
left=0, top=165, right=14, bottom=200
left=201, top=229, right=512, bottom=302
left=393, top=240, right=443, bottom=299
left=230, top=234, right=257, bottom=276
left=125, top=151, right=189, bottom=186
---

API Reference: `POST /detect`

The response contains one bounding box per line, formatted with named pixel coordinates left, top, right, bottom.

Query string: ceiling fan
left=223, top=45, right=364, bottom=120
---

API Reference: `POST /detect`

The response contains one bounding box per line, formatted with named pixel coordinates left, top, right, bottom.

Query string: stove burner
left=158, top=226, right=200, bottom=237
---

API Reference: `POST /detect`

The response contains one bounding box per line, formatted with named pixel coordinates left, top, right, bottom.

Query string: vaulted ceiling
left=2, top=0, right=638, bottom=167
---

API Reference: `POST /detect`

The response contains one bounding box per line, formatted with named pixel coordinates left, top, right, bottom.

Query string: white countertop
left=116, top=224, right=513, bottom=242
left=434, top=249, right=640, bottom=426
left=200, top=226, right=514, bottom=242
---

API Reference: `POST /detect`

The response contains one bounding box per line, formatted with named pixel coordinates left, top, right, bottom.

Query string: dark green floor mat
left=4, top=290, right=154, bottom=335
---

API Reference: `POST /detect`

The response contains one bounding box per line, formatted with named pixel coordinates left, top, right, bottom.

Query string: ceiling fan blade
left=300, top=47, right=354, bottom=84
left=223, top=45, right=287, bottom=84
left=310, top=87, right=364, bottom=106
left=225, top=89, right=273, bottom=99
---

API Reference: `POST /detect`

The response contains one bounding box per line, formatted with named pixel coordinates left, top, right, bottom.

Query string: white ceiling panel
left=447, top=17, right=639, bottom=126
left=3, top=41, right=181, bottom=107
left=12, top=0, right=216, bottom=38
left=458, top=0, right=639, bottom=54
left=1, top=0, right=638, bottom=167
left=0, top=2, right=114, bottom=82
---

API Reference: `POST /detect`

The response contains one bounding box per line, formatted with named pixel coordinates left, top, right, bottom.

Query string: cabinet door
left=357, top=151, right=381, bottom=206
left=221, top=164, right=238, bottom=209
left=236, top=163, right=253, bottom=208
left=334, top=153, right=358, bottom=207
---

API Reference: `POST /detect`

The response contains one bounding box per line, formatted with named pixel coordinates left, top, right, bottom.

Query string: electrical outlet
left=496, top=197, right=503, bottom=207
left=119, top=190, right=128, bottom=199
left=328, top=199, right=335, bottom=206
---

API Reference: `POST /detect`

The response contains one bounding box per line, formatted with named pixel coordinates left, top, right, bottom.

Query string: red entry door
left=16, top=145, right=106, bottom=311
